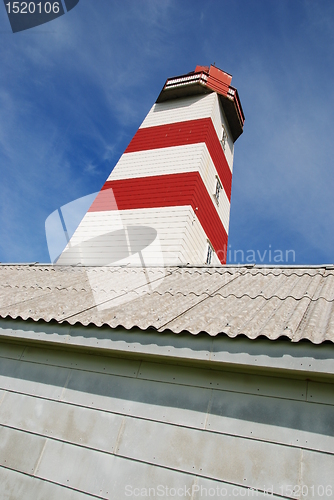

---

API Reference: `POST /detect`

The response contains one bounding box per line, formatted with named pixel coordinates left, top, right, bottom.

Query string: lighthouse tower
left=57, top=65, right=244, bottom=267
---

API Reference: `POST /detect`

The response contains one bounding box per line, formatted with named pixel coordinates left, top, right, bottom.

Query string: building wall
left=58, top=92, right=232, bottom=266
left=0, top=336, right=333, bottom=499
left=57, top=206, right=219, bottom=266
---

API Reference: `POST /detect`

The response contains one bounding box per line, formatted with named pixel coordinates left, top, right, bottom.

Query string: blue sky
left=1, top=0, right=334, bottom=265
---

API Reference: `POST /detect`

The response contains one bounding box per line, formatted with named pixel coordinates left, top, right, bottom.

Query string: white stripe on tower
left=57, top=65, right=244, bottom=267
left=139, top=93, right=234, bottom=171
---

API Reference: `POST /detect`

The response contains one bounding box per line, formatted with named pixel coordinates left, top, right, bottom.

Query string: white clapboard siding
left=140, top=94, right=219, bottom=131
left=108, top=143, right=230, bottom=231
left=0, top=342, right=334, bottom=499
left=58, top=207, right=215, bottom=266
left=140, top=93, right=234, bottom=171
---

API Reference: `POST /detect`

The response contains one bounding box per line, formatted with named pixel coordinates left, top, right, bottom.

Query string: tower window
left=206, top=243, right=213, bottom=265
left=220, top=128, right=227, bottom=152
left=215, top=177, right=222, bottom=204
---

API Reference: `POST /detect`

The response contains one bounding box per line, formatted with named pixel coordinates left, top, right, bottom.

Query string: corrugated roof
left=1, top=264, right=334, bottom=344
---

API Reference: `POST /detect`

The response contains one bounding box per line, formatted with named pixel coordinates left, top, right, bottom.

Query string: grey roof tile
left=0, top=264, right=334, bottom=343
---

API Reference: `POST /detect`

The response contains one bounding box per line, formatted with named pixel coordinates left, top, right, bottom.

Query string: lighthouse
left=57, top=65, right=244, bottom=267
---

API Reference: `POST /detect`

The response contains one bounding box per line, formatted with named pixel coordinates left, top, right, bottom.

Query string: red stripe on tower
left=58, top=65, right=244, bottom=267
left=124, top=119, right=232, bottom=200
left=89, top=173, right=228, bottom=263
